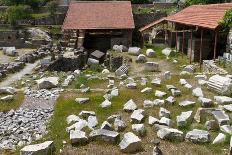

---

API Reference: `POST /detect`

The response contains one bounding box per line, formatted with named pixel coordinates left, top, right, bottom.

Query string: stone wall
left=227, top=30, right=232, bottom=53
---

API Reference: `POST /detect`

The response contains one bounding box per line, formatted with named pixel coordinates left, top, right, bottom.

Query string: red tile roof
left=62, top=1, right=135, bottom=30
left=139, top=3, right=232, bottom=32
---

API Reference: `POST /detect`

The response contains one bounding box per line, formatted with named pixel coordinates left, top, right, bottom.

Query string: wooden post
left=200, top=29, right=203, bottom=70
left=182, top=31, right=185, bottom=57
left=190, top=30, right=193, bottom=64
left=170, top=31, right=173, bottom=47
left=214, top=31, right=218, bottom=60
left=176, top=32, right=178, bottom=52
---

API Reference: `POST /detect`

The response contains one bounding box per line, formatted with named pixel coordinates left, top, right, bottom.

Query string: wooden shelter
left=62, top=1, right=135, bottom=52
left=139, top=3, right=232, bottom=64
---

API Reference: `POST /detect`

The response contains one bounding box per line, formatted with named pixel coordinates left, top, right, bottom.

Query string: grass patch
left=31, top=13, right=50, bottom=19
left=0, top=91, right=24, bottom=112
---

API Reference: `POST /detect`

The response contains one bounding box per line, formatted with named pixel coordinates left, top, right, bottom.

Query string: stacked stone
left=203, top=60, right=228, bottom=75
left=0, top=108, right=53, bottom=150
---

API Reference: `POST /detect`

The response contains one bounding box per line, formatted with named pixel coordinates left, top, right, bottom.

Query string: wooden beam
left=182, top=31, right=185, bottom=56
left=200, top=29, right=203, bottom=70
left=176, top=32, right=178, bottom=52
left=190, top=30, right=193, bottom=64
left=214, top=31, right=218, bottom=60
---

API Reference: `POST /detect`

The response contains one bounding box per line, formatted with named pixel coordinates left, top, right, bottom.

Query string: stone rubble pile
left=0, top=108, right=53, bottom=150
left=24, top=88, right=62, bottom=100
left=203, top=60, right=228, bottom=75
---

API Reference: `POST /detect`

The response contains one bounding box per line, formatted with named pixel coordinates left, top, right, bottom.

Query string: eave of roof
left=62, top=1, right=135, bottom=30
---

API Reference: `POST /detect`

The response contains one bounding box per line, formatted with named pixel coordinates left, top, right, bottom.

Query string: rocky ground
left=1, top=46, right=232, bottom=155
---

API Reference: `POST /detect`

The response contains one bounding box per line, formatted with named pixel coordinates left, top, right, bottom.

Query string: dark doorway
left=83, top=33, right=111, bottom=52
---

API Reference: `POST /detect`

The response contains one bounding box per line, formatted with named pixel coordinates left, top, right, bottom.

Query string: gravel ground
left=20, top=96, right=56, bottom=109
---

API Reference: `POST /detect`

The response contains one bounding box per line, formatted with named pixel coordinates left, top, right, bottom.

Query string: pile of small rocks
left=0, top=108, right=53, bottom=150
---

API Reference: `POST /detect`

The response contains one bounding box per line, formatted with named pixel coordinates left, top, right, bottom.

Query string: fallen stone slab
left=136, top=54, right=147, bottom=63
left=119, top=132, right=142, bottom=153
left=107, top=114, right=121, bottom=123
left=157, top=128, right=184, bottom=141
left=214, top=96, right=232, bottom=105
left=66, top=119, right=88, bottom=132
left=0, top=87, right=16, bottom=95
left=192, top=87, right=204, bottom=97
left=212, top=133, right=226, bottom=144
left=153, top=99, right=164, bottom=106
left=148, top=116, right=159, bottom=126
left=128, top=47, right=141, bottom=56
left=123, top=99, right=137, bottom=112
left=166, top=85, right=176, bottom=91
left=66, top=114, right=80, bottom=125
left=132, top=124, right=146, bottom=136
left=179, top=79, right=187, bottom=85
left=185, top=129, right=210, bottom=143
left=145, top=62, right=159, bottom=72
left=126, top=83, right=137, bottom=89
left=151, top=78, right=161, bottom=86
left=176, top=111, right=192, bottom=127
left=100, top=100, right=111, bottom=108
left=89, top=129, right=120, bottom=143
left=223, top=104, right=232, bottom=112
left=143, top=100, right=154, bottom=108
left=220, top=125, right=232, bottom=135
left=155, top=90, right=167, bottom=98
left=141, top=87, right=152, bottom=93
left=146, top=49, right=155, bottom=57
left=131, top=109, right=145, bottom=123
left=20, top=141, right=54, bottom=155
left=179, top=100, right=195, bottom=107
left=0, top=95, right=14, bottom=102
left=114, top=118, right=127, bottom=131
left=207, top=75, right=232, bottom=96
left=211, top=110, right=230, bottom=126
left=101, top=121, right=113, bottom=131
left=115, top=65, right=128, bottom=76
left=87, top=116, right=98, bottom=129
left=70, top=130, right=88, bottom=145
left=153, top=124, right=169, bottom=131
left=75, top=98, right=90, bottom=104
left=79, top=111, right=96, bottom=118
left=165, top=96, right=175, bottom=105
left=159, top=117, right=172, bottom=126
left=171, top=89, right=181, bottom=97
left=159, top=107, right=170, bottom=118
left=36, top=77, right=59, bottom=89
left=198, top=97, right=213, bottom=107
left=195, top=75, right=207, bottom=81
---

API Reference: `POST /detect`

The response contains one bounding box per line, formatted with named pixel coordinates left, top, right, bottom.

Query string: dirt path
left=0, top=60, right=40, bottom=87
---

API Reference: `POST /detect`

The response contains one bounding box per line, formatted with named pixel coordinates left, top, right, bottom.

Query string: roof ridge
left=70, top=1, right=131, bottom=4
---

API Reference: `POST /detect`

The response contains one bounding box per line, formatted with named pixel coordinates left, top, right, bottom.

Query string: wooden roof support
left=190, top=30, right=193, bottom=64
left=200, top=29, right=203, bottom=70
left=214, top=31, right=218, bottom=60
left=182, top=31, right=185, bottom=57
left=176, top=32, right=178, bottom=52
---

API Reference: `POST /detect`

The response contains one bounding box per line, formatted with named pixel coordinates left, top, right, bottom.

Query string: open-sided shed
left=62, top=1, right=135, bottom=52
left=139, top=3, right=232, bottom=63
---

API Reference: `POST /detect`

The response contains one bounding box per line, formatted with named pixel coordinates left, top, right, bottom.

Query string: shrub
left=220, top=8, right=232, bottom=29
left=6, top=5, right=31, bottom=26
left=47, top=0, right=58, bottom=16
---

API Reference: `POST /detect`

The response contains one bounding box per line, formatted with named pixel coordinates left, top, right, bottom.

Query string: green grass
left=31, top=13, right=50, bottom=19
left=0, top=91, right=24, bottom=112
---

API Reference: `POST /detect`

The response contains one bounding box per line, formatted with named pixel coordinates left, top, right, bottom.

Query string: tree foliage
left=184, top=0, right=224, bottom=6
left=131, top=0, right=150, bottom=4
left=47, top=0, right=58, bottom=16
left=220, top=8, right=232, bottom=29
left=6, top=5, right=31, bottom=26
left=2, top=0, right=49, bottom=10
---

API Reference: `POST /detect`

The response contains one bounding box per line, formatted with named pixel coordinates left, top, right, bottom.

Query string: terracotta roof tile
left=62, top=1, right=135, bottom=30
left=139, top=3, right=232, bottom=32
